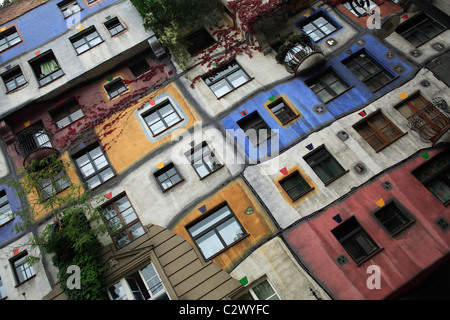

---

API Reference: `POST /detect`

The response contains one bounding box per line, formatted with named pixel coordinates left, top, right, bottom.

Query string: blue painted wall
left=0, top=0, right=120, bottom=64
left=0, top=183, right=24, bottom=245
left=221, top=33, right=417, bottom=161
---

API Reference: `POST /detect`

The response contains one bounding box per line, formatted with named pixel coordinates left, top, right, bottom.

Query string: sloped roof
left=0, top=0, right=47, bottom=27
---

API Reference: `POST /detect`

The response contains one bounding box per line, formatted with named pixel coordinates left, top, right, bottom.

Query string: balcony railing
left=14, top=125, right=58, bottom=167
left=407, top=97, right=450, bottom=143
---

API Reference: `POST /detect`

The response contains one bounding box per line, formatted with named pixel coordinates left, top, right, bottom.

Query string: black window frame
left=396, top=12, right=446, bottom=47
left=153, top=163, right=184, bottom=192
left=104, top=17, right=125, bottom=36
left=10, top=251, right=35, bottom=285
left=279, top=170, right=314, bottom=201
left=129, top=59, right=151, bottom=78
left=297, top=11, right=340, bottom=42
left=374, top=201, right=413, bottom=236
left=236, top=111, right=273, bottom=146
left=58, top=0, right=82, bottom=19
left=37, top=167, right=71, bottom=201
left=203, top=60, right=251, bottom=98
left=0, top=26, right=22, bottom=52
left=304, top=146, right=348, bottom=185
left=342, top=50, right=395, bottom=92
left=187, top=203, right=247, bottom=260
left=104, top=78, right=128, bottom=99
left=50, top=100, right=84, bottom=129
left=1, top=66, right=27, bottom=93
left=70, top=26, right=103, bottom=54
left=142, top=101, right=183, bottom=137
left=0, top=191, right=13, bottom=226
left=184, top=28, right=216, bottom=56
left=29, top=50, right=64, bottom=87
left=332, top=216, right=380, bottom=265
left=267, top=98, right=298, bottom=125
left=186, top=141, right=223, bottom=179
left=306, top=69, right=351, bottom=103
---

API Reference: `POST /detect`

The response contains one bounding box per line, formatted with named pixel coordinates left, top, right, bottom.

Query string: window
left=11, top=252, right=35, bottom=284
left=299, top=13, right=339, bottom=42
left=107, top=262, right=169, bottom=300
left=15, top=122, right=52, bottom=157
left=354, top=111, right=404, bottom=151
left=187, top=204, right=246, bottom=260
left=395, top=94, right=449, bottom=143
left=58, top=0, right=81, bottom=18
left=332, top=217, right=379, bottom=264
left=268, top=98, right=298, bottom=125
left=413, top=152, right=450, bottom=205
left=0, top=277, right=5, bottom=300
left=343, top=51, right=394, bottom=92
left=142, top=101, right=182, bottom=136
left=306, top=69, right=350, bottom=103
left=304, top=146, right=347, bottom=185
left=104, top=78, right=128, bottom=99
left=374, top=202, right=412, bottom=235
left=103, top=194, right=145, bottom=249
left=279, top=171, right=313, bottom=201
left=29, top=51, right=64, bottom=86
left=396, top=13, right=446, bottom=47
left=51, top=100, right=84, bottom=129
left=342, top=0, right=377, bottom=17
left=70, top=27, right=102, bottom=54
left=104, top=17, right=125, bottom=36
left=234, top=278, right=280, bottom=300
left=154, top=163, right=183, bottom=192
left=2, top=66, right=27, bottom=92
left=73, top=144, right=114, bottom=189
left=203, top=60, right=251, bottom=98
left=237, top=111, right=272, bottom=145
left=38, top=169, right=70, bottom=200
left=0, top=192, right=12, bottom=226
left=129, top=59, right=151, bottom=78
left=185, top=28, right=216, bottom=55
left=186, top=142, right=222, bottom=179
left=0, top=27, right=21, bottom=52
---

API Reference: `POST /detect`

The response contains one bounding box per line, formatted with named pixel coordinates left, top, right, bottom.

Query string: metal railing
left=14, top=125, right=53, bottom=158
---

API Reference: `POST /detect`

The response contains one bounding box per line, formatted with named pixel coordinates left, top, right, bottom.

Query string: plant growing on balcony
left=275, top=33, right=311, bottom=63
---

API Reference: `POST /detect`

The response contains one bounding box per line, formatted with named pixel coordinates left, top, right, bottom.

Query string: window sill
left=14, top=274, right=36, bottom=288
left=323, top=85, right=355, bottom=104
left=76, top=40, right=104, bottom=56
left=199, top=165, right=224, bottom=180
left=355, top=247, right=384, bottom=267
left=54, top=115, right=86, bottom=132
left=290, top=187, right=315, bottom=202
left=279, top=114, right=300, bottom=127
left=152, top=118, right=185, bottom=138
left=38, top=71, right=65, bottom=89
left=323, top=170, right=350, bottom=186
left=89, top=174, right=116, bottom=191
left=215, top=77, right=255, bottom=100
left=161, top=179, right=185, bottom=193
left=371, top=75, right=400, bottom=93
left=413, top=29, right=447, bottom=48
left=315, top=26, right=343, bottom=43
left=374, top=131, right=408, bottom=153
left=5, top=82, right=28, bottom=94
left=390, top=220, right=416, bottom=237
left=0, top=217, right=15, bottom=227
left=206, top=233, right=250, bottom=261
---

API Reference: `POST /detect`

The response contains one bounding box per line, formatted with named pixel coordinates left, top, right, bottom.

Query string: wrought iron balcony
left=276, top=34, right=325, bottom=75
left=407, top=97, right=450, bottom=144
left=14, top=125, right=58, bottom=167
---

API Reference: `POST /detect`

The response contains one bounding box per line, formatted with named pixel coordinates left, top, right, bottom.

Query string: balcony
left=407, top=97, right=450, bottom=144
left=275, top=33, right=325, bottom=75
left=14, top=125, right=58, bottom=168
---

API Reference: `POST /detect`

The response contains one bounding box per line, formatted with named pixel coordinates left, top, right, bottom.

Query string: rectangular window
left=186, top=142, right=222, bottom=179
left=203, top=60, right=251, bottom=98
left=279, top=171, right=313, bottom=201
left=413, top=152, right=450, bottom=205
left=38, top=169, right=70, bottom=200
left=51, top=100, right=84, bottom=129
left=2, top=66, right=27, bottom=93
left=268, top=98, right=298, bottom=125
left=185, top=28, right=216, bottom=55
left=104, top=78, right=128, bottom=99
left=299, top=13, right=339, bottom=42
left=129, top=59, right=151, bottom=78
left=0, top=26, right=21, bottom=52
left=70, top=27, right=102, bottom=54
left=103, top=194, right=145, bottom=249
left=58, top=0, right=81, bottom=18
left=104, top=17, right=125, bottom=36
left=73, top=144, right=114, bottom=189
left=107, top=262, right=168, bottom=300
left=234, top=278, right=280, bottom=300
left=29, top=51, right=63, bottom=87
left=304, top=146, right=346, bottom=185
left=342, top=0, right=377, bottom=17
left=16, top=122, right=52, bottom=157
left=11, top=252, right=35, bottom=284
left=343, top=51, right=394, bottom=92
left=306, top=69, right=350, bottom=103
left=142, top=101, right=182, bottom=136
left=0, top=192, right=12, bottom=226
left=396, top=13, right=446, bottom=47
left=374, top=202, right=412, bottom=235
left=354, top=111, right=404, bottom=151
left=187, top=204, right=246, bottom=260
left=0, top=277, right=5, bottom=299
left=332, top=217, right=379, bottom=264
left=237, top=111, right=272, bottom=145
left=154, top=163, right=183, bottom=191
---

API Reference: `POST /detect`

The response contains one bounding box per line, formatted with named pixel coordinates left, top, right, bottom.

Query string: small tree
left=2, top=154, right=109, bottom=300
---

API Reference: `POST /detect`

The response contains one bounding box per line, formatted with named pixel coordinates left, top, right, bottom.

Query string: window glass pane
left=189, top=206, right=231, bottom=237
left=210, top=79, right=233, bottom=97
left=129, top=222, right=145, bottom=239
left=196, top=230, right=225, bottom=259
left=99, top=167, right=114, bottom=182
left=253, top=280, right=279, bottom=300
left=194, top=162, right=210, bottom=178
left=426, top=176, right=450, bottom=204
left=228, top=69, right=249, bottom=88
left=87, top=175, right=101, bottom=189
left=113, top=229, right=131, bottom=248
left=109, top=281, right=128, bottom=300
left=121, top=207, right=137, bottom=225
left=216, top=217, right=244, bottom=245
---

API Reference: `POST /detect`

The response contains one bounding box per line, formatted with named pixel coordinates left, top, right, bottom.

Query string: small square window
left=11, top=252, right=35, bottom=284
left=186, top=142, right=222, bottom=179
left=73, top=144, right=114, bottom=189
left=70, top=26, right=102, bottom=54
left=29, top=50, right=64, bottom=87
left=374, top=202, right=412, bottom=235
left=185, top=28, right=216, bottom=56
left=58, top=0, right=81, bottom=18
left=129, top=59, right=151, bottom=78
left=298, top=12, right=339, bottom=42
left=354, top=111, right=404, bottom=152
left=104, top=17, right=125, bottom=36
left=396, top=13, right=446, bottom=47
left=154, top=163, right=184, bottom=191
left=0, top=26, right=22, bottom=52
left=332, top=217, right=379, bottom=264
left=306, top=69, right=350, bottom=103
left=233, top=278, right=280, bottom=300
left=0, top=192, right=12, bottom=226
left=104, top=78, right=128, bottom=99
left=304, top=146, right=347, bottom=185
left=51, top=100, right=84, bottom=129
left=187, top=204, right=246, bottom=260
left=203, top=60, right=251, bottom=98
left=1, top=66, right=27, bottom=92
left=142, top=101, right=183, bottom=136
left=268, top=99, right=298, bottom=125
left=237, top=111, right=272, bottom=146
left=279, top=171, right=313, bottom=201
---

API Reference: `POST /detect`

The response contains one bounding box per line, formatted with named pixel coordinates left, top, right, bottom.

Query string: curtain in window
left=40, top=59, right=59, bottom=76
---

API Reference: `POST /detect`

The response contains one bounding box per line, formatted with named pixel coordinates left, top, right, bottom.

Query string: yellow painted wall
left=95, top=83, right=202, bottom=174
left=171, top=178, right=278, bottom=272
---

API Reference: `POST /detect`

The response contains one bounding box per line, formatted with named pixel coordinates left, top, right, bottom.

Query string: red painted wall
left=284, top=147, right=450, bottom=300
